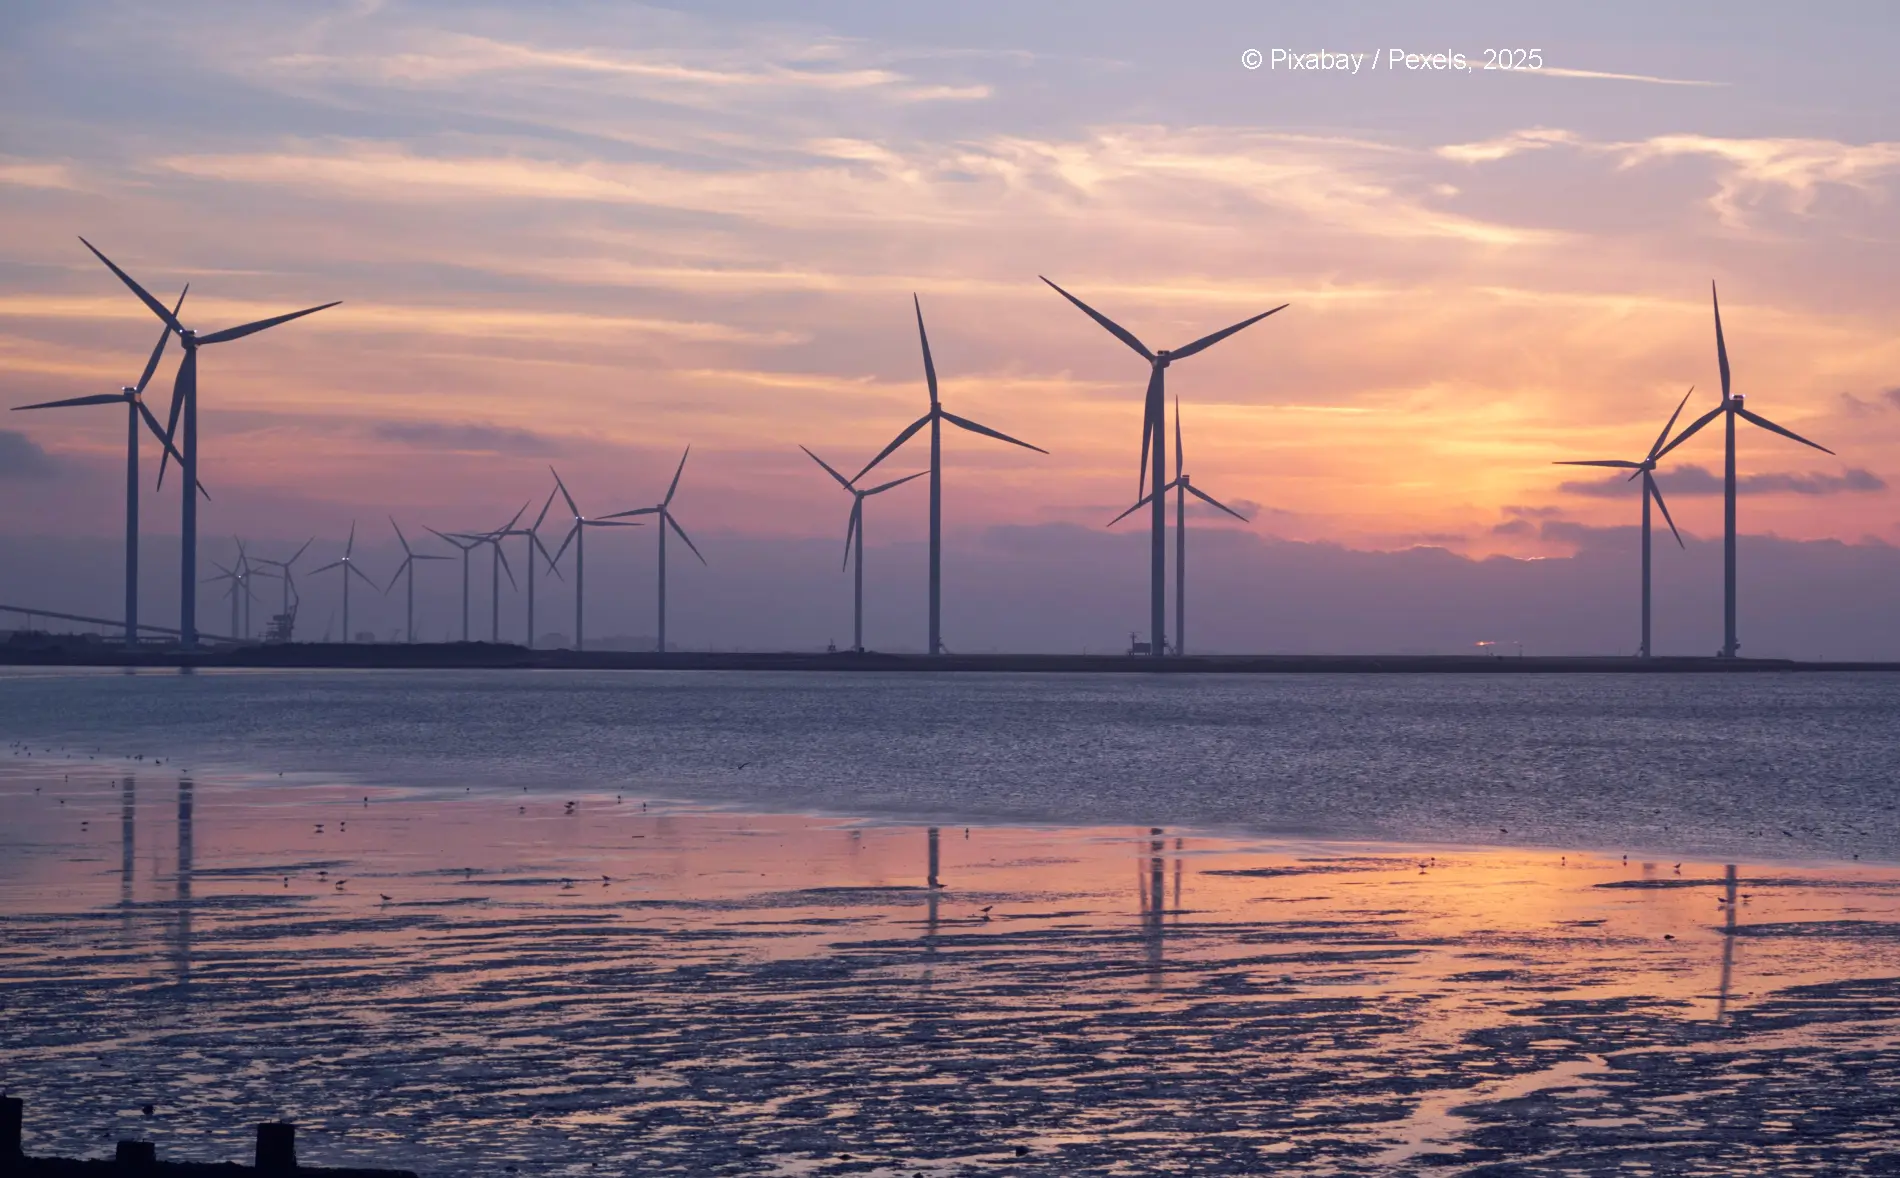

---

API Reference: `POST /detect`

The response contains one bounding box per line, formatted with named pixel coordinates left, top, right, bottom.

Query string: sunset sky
left=2, top=1, right=1899, bottom=649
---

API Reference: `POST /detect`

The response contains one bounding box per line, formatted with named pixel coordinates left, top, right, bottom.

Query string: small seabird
left=561, top=879, right=575, bottom=890
left=380, top=894, right=392, bottom=903
left=1673, top=863, right=1681, bottom=873
left=736, top=762, right=749, bottom=771
left=141, top=1104, right=154, bottom=1118
left=334, top=879, right=348, bottom=889
left=1663, top=934, right=1675, bottom=941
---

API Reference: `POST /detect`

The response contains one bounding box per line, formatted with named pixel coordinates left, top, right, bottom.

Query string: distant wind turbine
left=425, top=527, right=482, bottom=641
left=1108, top=399, right=1248, bottom=656
left=12, top=286, right=189, bottom=647
left=459, top=504, right=525, bottom=643
left=801, top=446, right=925, bottom=653
left=77, top=237, right=337, bottom=648
left=602, top=448, right=703, bottom=653
left=1042, top=277, right=1284, bottom=656
left=548, top=467, right=642, bottom=652
left=249, top=539, right=312, bottom=641
left=488, top=486, right=563, bottom=649
left=1555, top=388, right=1693, bottom=658
left=1654, top=284, right=1834, bottom=658
left=311, top=523, right=377, bottom=643
left=854, top=296, right=1045, bottom=655
left=385, top=518, right=449, bottom=644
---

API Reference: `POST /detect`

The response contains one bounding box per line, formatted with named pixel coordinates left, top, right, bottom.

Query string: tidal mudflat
left=6, top=758, right=1900, bottom=1175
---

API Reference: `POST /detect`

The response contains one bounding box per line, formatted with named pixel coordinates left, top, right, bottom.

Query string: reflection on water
left=7, top=760, right=1900, bottom=1175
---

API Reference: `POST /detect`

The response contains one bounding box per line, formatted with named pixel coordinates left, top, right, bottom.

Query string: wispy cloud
left=1536, top=67, right=1724, bottom=88
left=371, top=420, right=557, bottom=455
left=1561, top=463, right=1888, bottom=498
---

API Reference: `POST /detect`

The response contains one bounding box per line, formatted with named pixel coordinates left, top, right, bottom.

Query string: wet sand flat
left=6, top=760, right=1900, bottom=1174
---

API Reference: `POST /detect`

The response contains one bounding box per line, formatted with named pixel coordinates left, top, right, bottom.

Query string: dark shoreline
left=3, top=642, right=1898, bottom=673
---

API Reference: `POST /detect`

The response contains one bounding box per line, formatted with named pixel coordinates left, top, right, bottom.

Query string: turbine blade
left=1712, top=282, right=1730, bottom=402
left=79, top=238, right=184, bottom=334
left=1184, top=482, right=1249, bottom=522
left=532, top=484, right=559, bottom=533
left=495, top=543, right=517, bottom=589
left=665, top=512, right=706, bottom=564
left=1653, top=404, right=1724, bottom=461
left=389, top=516, right=413, bottom=556
left=663, top=445, right=690, bottom=506
left=1647, top=473, right=1685, bottom=549
left=1735, top=406, right=1834, bottom=455
left=1173, top=395, right=1183, bottom=479
left=310, top=559, right=344, bottom=574
left=1138, top=367, right=1162, bottom=498
left=348, top=561, right=378, bottom=587
left=940, top=411, right=1047, bottom=455
left=914, top=294, right=939, bottom=407
left=801, top=444, right=853, bottom=489
left=1166, top=304, right=1288, bottom=361
left=1648, top=385, right=1695, bottom=462
left=1553, top=460, right=1644, bottom=468
left=864, top=470, right=927, bottom=496
left=851, top=413, right=931, bottom=483
left=384, top=558, right=412, bottom=594
left=550, top=523, right=580, bottom=567
left=1108, top=493, right=1154, bottom=527
left=549, top=465, right=579, bottom=518
left=532, top=531, right=564, bottom=580
left=133, top=287, right=188, bottom=394
left=499, top=501, right=528, bottom=535
left=599, top=506, right=659, bottom=520
left=197, top=302, right=340, bottom=346
left=135, top=401, right=185, bottom=470
left=842, top=499, right=860, bottom=570
left=1038, top=276, right=1153, bottom=361
left=345, top=520, right=357, bottom=556
left=13, top=393, right=127, bottom=409
left=157, top=348, right=194, bottom=489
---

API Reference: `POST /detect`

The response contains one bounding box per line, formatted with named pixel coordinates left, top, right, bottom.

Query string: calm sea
left=3, top=667, right=1897, bottom=863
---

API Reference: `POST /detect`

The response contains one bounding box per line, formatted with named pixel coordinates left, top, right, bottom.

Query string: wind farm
left=0, top=245, right=1881, bottom=671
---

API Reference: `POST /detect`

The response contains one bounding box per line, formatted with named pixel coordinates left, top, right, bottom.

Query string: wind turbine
left=1655, top=284, right=1835, bottom=658
left=249, top=539, right=312, bottom=642
left=13, top=287, right=189, bottom=647
left=489, top=486, right=563, bottom=649
left=1042, top=277, right=1285, bottom=656
left=77, top=238, right=337, bottom=649
left=548, top=467, right=642, bottom=651
left=1108, top=399, right=1248, bottom=656
left=311, top=523, right=377, bottom=643
left=601, top=448, right=704, bottom=653
left=469, top=504, right=525, bottom=643
left=425, top=527, right=482, bottom=641
left=385, top=518, right=449, bottom=644
left=801, top=446, right=925, bottom=653
left=1555, top=388, right=1693, bottom=658
left=853, top=296, right=1046, bottom=655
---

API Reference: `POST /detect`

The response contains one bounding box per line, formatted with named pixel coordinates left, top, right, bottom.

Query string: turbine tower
left=385, top=518, right=448, bottom=644
left=1555, top=388, right=1693, bottom=658
left=548, top=467, right=641, bottom=652
left=1041, top=278, right=1284, bottom=656
left=603, top=448, right=703, bottom=653
left=1108, top=400, right=1249, bottom=656
left=425, top=527, right=482, bottom=641
left=311, top=522, right=376, bottom=643
left=854, top=296, right=1045, bottom=655
left=488, top=485, right=563, bottom=649
left=801, top=446, right=925, bottom=653
left=79, top=237, right=337, bottom=648
left=12, top=287, right=188, bottom=647
left=462, top=504, right=525, bottom=643
left=1655, top=284, right=1834, bottom=658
